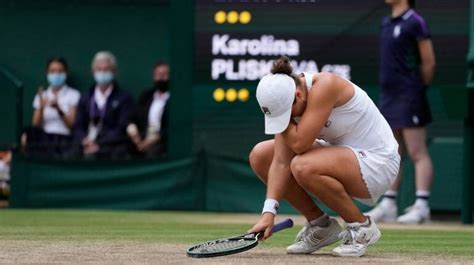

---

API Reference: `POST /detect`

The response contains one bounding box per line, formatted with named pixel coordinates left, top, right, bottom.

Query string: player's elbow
left=290, top=140, right=311, bottom=155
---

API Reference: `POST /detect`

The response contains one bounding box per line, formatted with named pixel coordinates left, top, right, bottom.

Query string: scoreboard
left=194, top=0, right=468, bottom=86
left=194, top=0, right=382, bottom=84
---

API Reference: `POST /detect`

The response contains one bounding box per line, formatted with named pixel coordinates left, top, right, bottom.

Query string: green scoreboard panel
left=193, top=0, right=469, bottom=157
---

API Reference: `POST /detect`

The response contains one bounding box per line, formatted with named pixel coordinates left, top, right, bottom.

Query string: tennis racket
left=186, top=218, right=294, bottom=258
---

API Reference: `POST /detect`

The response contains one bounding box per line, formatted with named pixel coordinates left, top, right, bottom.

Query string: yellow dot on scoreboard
left=239, top=11, right=251, bottom=24
left=213, top=88, right=225, bottom=102
left=227, top=11, right=239, bottom=24
left=238, top=88, right=250, bottom=102
left=226, top=88, right=237, bottom=102
left=214, top=10, right=226, bottom=24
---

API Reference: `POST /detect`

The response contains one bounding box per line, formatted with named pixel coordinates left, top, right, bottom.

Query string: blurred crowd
left=21, top=51, right=170, bottom=160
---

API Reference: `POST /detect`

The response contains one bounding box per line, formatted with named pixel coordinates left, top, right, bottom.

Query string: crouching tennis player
left=248, top=56, right=400, bottom=257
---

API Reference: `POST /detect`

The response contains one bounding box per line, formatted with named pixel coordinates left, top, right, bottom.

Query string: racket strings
left=193, top=238, right=252, bottom=253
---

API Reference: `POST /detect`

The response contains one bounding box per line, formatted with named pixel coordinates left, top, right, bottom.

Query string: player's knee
left=249, top=143, right=265, bottom=169
left=290, top=155, right=312, bottom=184
left=249, top=143, right=268, bottom=182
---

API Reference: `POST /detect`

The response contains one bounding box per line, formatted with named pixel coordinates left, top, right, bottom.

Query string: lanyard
left=89, top=94, right=107, bottom=125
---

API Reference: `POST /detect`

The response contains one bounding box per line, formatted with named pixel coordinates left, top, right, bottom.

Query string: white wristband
left=262, top=198, right=279, bottom=215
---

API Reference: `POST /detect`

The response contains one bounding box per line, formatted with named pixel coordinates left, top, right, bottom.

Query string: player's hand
left=248, top=212, right=274, bottom=240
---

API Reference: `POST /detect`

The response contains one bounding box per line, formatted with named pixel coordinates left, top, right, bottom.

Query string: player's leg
left=290, top=147, right=370, bottom=222
left=397, top=127, right=433, bottom=224
left=390, top=128, right=405, bottom=191
left=249, top=140, right=341, bottom=254
left=290, top=146, right=381, bottom=257
left=249, top=140, right=324, bottom=220
left=366, top=128, right=403, bottom=222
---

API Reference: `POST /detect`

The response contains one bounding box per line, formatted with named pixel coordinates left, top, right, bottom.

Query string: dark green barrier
left=9, top=138, right=465, bottom=214
left=10, top=157, right=202, bottom=210
left=0, top=67, right=22, bottom=150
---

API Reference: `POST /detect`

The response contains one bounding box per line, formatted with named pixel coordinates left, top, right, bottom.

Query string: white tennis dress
left=303, top=72, right=400, bottom=206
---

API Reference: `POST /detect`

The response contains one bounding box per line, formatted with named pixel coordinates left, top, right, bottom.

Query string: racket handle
left=271, top=218, right=293, bottom=233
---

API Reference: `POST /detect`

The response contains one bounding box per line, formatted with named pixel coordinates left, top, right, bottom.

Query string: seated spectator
left=127, top=61, right=170, bottom=158
left=25, top=57, right=80, bottom=158
left=73, top=51, right=134, bottom=159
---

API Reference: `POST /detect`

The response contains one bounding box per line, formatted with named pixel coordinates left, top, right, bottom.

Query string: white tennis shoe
left=397, top=204, right=431, bottom=224
left=286, top=218, right=341, bottom=254
left=332, top=216, right=381, bottom=257
left=365, top=200, right=398, bottom=223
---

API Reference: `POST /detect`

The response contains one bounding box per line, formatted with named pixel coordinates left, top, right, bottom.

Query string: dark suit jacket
left=130, top=88, right=169, bottom=152
left=73, top=83, right=134, bottom=148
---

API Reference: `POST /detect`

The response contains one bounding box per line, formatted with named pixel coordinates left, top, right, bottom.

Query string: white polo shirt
left=33, top=85, right=81, bottom=136
left=148, top=91, right=170, bottom=134
left=94, top=85, right=113, bottom=110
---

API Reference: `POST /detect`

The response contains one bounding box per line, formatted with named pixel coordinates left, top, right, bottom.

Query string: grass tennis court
left=1, top=210, right=473, bottom=264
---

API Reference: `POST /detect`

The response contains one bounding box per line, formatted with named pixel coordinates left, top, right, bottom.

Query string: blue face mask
left=47, top=73, right=66, bottom=87
left=94, top=71, right=114, bottom=85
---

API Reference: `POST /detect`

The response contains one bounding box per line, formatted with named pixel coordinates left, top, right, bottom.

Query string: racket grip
left=271, top=218, right=293, bottom=233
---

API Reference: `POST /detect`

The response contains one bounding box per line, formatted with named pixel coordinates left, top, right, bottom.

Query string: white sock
left=309, top=214, right=330, bottom=227
left=380, top=190, right=397, bottom=208
left=415, top=190, right=430, bottom=208
left=385, top=190, right=398, bottom=197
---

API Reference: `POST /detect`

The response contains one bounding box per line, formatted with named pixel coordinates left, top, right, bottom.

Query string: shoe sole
left=287, top=231, right=341, bottom=255
left=332, top=248, right=367, bottom=258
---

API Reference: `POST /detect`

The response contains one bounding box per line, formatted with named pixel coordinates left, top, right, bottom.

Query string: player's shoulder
left=314, top=72, right=337, bottom=84
left=312, top=73, right=341, bottom=93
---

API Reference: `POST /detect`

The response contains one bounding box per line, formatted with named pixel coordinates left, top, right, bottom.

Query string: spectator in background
left=127, top=62, right=170, bottom=158
left=0, top=151, right=11, bottom=207
left=73, top=51, right=134, bottom=159
left=25, top=57, right=80, bottom=157
left=367, top=0, right=436, bottom=224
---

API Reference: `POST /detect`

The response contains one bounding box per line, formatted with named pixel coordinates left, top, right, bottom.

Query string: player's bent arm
left=281, top=77, right=337, bottom=154
left=248, top=135, right=294, bottom=239
left=418, top=39, right=436, bottom=85
left=265, top=134, right=295, bottom=201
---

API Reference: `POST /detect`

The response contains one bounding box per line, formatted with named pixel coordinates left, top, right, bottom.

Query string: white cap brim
left=264, top=106, right=292, bottom=135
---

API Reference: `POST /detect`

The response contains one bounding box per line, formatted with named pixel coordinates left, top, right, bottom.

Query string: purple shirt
left=379, top=9, right=431, bottom=92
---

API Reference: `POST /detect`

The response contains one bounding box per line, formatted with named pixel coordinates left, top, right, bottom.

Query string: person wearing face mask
left=73, top=51, right=134, bottom=159
left=127, top=61, right=170, bottom=158
left=24, top=57, right=80, bottom=158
